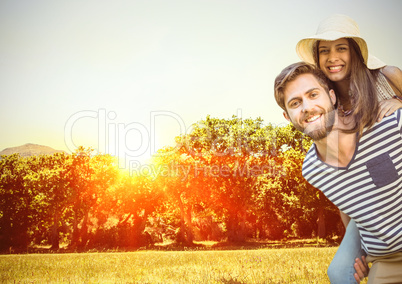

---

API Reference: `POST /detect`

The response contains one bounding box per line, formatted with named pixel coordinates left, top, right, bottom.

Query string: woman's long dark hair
left=314, top=38, right=380, bottom=136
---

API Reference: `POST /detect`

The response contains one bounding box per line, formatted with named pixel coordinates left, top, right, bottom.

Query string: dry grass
left=0, top=247, right=338, bottom=283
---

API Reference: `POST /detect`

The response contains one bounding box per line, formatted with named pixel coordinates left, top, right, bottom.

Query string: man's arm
left=339, top=211, right=369, bottom=283
left=340, top=210, right=350, bottom=229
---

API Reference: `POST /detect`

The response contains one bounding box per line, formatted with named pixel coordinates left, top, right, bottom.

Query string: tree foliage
left=0, top=117, right=342, bottom=252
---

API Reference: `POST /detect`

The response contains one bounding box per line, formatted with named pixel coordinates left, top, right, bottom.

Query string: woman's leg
left=327, top=219, right=367, bottom=284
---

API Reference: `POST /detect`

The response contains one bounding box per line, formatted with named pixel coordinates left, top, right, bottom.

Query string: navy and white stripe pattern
left=302, top=109, right=402, bottom=256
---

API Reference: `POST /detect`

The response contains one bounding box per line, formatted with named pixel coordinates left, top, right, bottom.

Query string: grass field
left=0, top=246, right=342, bottom=284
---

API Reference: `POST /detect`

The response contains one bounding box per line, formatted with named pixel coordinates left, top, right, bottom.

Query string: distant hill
left=0, top=143, right=67, bottom=157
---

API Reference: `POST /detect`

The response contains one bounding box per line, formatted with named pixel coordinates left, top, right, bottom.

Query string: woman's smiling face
left=318, top=38, right=352, bottom=82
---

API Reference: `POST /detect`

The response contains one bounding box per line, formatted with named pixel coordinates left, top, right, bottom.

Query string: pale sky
left=1, top=0, right=401, bottom=168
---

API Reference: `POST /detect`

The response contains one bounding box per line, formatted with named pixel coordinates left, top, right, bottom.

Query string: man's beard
left=292, top=106, right=336, bottom=141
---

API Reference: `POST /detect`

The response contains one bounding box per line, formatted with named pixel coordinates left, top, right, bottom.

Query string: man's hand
left=354, top=256, right=369, bottom=283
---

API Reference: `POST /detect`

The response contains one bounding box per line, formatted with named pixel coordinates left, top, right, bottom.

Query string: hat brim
left=367, top=54, right=386, bottom=70
left=296, top=32, right=385, bottom=70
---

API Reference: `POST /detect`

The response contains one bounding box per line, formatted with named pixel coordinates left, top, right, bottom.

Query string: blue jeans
left=328, top=219, right=367, bottom=284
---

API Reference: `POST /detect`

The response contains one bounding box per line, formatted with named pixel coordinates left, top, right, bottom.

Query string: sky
left=1, top=0, right=401, bottom=168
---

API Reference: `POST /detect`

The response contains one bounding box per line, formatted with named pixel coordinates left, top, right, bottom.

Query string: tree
left=68, top=146, right=95, bottom=248
left=107, top=172, right=164, bottom=248
left=68, top=147, right=120, bottom=249
left=152, top=147, right=204, bottom=245
left=0, top=154, right=31, bottom=251
left=25, top=153, right=72, bottom=249
left=175, top=116, right=277, bottom=242
left=257, top=124, right=341, bottom=239
left=0, top=117, right=344, bottom=251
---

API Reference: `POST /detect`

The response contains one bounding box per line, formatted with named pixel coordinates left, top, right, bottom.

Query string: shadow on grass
left=5, top=238, right=341, bottom=254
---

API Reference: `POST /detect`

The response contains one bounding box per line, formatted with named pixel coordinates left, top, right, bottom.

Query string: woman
left=295, top=14, right=402, bottom=284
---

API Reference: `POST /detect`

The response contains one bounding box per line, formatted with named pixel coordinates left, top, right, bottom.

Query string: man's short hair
left=274, top=62, right=332, bottom=112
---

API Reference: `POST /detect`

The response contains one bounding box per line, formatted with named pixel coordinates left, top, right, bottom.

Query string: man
left=273, top=62, right=402, bottom=284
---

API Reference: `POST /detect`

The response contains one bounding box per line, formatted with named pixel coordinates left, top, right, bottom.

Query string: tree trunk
left=227, top=213, right=246, bottom=243
left=177, top=197, right=186, bottom=243
left=70, top=205, right=81, bottom=248
left=51, top=210, right=60, bottom=250
left=132, top=212, right=148, bottom=247
left=317, top=206, right=326, bottom=238
left=176, top=196, right=193, bottom=245
left=79, top=210, right=89, bottom=248
left=185, top=206, right=194, bottom=244
left=0, top=212, right=12, bottom=251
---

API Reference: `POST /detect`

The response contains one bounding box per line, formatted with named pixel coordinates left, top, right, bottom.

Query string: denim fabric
left=327, top=219, right=367, bottom=284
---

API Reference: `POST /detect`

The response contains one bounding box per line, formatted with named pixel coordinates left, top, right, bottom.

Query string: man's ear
left=283, top=111, right=290, bottom=122
left=329, top=89, right=337, bottom=106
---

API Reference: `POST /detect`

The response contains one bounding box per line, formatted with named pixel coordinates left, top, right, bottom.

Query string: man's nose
left=302, top=100, right=314, bottom=113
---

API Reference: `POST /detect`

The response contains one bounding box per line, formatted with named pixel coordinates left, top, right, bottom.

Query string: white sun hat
left=296, top=14, right=386, bottom=70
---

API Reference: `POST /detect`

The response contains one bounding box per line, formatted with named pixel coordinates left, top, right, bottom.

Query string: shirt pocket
left=366, top=153, right=398, bottom=187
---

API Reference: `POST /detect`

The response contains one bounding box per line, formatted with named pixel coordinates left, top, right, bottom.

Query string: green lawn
left=0, top=247, right=338, bottom=283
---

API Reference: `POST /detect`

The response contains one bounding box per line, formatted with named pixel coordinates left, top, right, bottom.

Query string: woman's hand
left=354, top=255, right=369, bottom=283
left=377, top=97, right=402, bottom=122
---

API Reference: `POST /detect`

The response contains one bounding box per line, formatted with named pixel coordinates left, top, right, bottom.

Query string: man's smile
left=305, top=114, right=322, bottom=123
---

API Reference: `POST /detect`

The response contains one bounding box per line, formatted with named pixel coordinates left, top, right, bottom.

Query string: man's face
left=282, top=73, right=337, bottom=141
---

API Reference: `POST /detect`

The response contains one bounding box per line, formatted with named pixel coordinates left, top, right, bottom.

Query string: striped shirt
left=302, top=109, right=402, bottom=256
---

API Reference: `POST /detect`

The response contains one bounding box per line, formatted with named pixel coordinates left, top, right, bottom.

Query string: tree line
left=0, top=116, right=343, bottom=252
